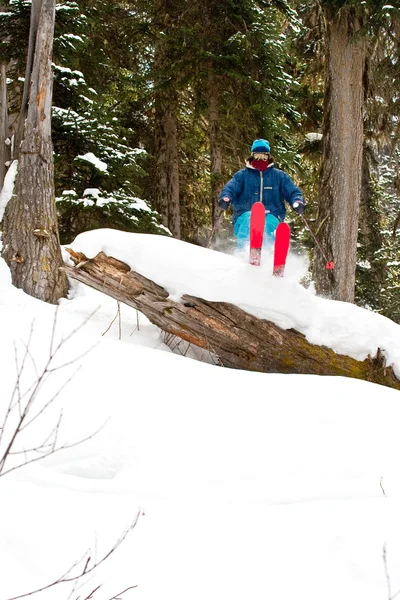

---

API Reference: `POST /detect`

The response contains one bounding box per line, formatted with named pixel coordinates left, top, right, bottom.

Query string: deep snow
left=0, top=229, right=400, bottom=600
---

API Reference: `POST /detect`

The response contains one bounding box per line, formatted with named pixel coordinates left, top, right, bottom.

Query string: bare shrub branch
left=108, top=586, right=138, bottom=599
left=76, top=584, right=138, bottom=600
left=2, top=307, right=140, bottom=600
left=102, top=301, right=122, bottom=339
left=5, top=509, right=143, bottom=600
left=0, top=307, right=99, bottom=477
left=383, top=543, right=400, bottom=600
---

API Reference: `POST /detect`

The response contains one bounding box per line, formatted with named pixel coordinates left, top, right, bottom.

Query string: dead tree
left=62, top=249, right=400, bottom=391
left=1, top=0, right=68, bottom=303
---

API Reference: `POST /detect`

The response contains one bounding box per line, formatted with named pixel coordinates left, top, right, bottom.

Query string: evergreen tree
left=146, top=0, right=302, bottom=243
left=52, top=0, right=166, bottom=242
left=312, top=1, right=400, bottom=304
left=356, top=8, right=400, bottom=318
left=312, top=1, right=367, bottom=303
left=0, top=0, right=167, bottom=245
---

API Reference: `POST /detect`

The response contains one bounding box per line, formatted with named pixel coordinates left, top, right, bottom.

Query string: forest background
left=0, top=0, right=400, bottom=320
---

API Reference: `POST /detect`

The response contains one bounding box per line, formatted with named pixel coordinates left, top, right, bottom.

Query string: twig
left=109, top=586, right=138, bottom=599
left=5, top=510, right=143, bottom=600
left=76, top=584, right=138, bottom=600
left=0, top=309, right=100, bottom=477
left=0, top=419, right=109, bottom=478
left=129, top=310, right=141, bottom=337
left=77, top=585, right=102, bottom=599
left=384, top=543, right=392, bottom=600
left=383, top=543, right=400, bottom=600
left=102, top=302, right=121, bottom=337
left=0, top=324, right=36, bottom=445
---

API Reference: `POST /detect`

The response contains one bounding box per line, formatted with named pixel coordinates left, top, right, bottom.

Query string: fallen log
left=61, top=249, right=400, bottom=390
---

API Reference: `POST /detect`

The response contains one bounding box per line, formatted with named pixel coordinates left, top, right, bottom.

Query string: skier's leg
left=234, top=211, right=251, bottom=249
left=264, top=214, right=280, bottom=244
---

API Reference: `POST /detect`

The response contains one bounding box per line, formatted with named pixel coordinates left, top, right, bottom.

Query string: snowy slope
left=0, top=230, right=400, bottom=600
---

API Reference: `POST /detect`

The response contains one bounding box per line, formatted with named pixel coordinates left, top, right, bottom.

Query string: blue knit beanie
left=251, top=139, right=270, bottom=153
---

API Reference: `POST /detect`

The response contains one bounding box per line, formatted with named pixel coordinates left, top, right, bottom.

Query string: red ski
left=273, top=222, right=290, bottom=277
left=249, top=202, right=265, bottom=266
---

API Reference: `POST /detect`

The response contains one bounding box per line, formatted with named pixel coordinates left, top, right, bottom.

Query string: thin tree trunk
left=0, top=63, right=10, bottom=189
left=207, top=71, right=223, bottom=224
left=314, top=8, right=366, bottom=302
left=358, top=139, right=386, bottom=293
left=154, top=102, right=181, bottom=238
left=2, top=0, right=68, bottom=303
left=13, top=0, right=42, bottom=158
left=153, top=1, right=181, bottom=239
left=357, top=39, right=388, bottom=308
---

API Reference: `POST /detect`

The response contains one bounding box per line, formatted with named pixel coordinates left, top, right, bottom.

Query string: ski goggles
left=252, top=152, right=269, bottom=161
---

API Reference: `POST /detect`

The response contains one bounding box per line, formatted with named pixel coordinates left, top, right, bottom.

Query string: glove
left=219, top=196, right=231, bottom=209
left=293, top=201, right=305, bottom=215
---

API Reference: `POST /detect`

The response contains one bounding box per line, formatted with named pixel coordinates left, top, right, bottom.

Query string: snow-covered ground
left=1, top=229, right=400, bottom=600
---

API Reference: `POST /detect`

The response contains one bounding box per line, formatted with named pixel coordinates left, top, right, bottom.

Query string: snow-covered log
left=62, top=249, right=400, bottom=391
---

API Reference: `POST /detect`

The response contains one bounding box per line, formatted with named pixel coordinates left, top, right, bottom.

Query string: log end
left=65, top=248, right=131, bottom=273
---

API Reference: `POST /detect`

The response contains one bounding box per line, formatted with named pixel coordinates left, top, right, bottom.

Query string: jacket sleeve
left=280, top=172, right=304, bottom=208
left=219, top=170, right=243, bottom=209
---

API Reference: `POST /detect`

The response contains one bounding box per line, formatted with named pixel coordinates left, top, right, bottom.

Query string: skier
left=218, top=139, right=305, bottom=248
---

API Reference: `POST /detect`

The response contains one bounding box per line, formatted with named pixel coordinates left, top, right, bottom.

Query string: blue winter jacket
left=219, top=164, right=304, bottom=225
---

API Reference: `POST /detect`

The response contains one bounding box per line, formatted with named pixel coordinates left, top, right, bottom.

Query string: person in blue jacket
left=219, top=139, right=305, bottom=247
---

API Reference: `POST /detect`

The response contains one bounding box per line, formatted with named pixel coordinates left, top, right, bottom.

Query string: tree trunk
left=357, top=138, right=386, bottom=304
left=13, top=0, right=42, bottom=158
left=62, top=249, right=400, bottom=391
left=154, top=102, right=181, bottom=238
left=0, top=63, right=10, bottom=190
left=313, top=8, right=366, bottom=302
left=153, top=1, right=181, bottom=239
left=207, top=71, right=223, bottom=224
left=2, top=0, right=68, bottom=303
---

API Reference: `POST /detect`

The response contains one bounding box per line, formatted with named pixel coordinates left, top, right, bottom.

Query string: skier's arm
left=219, top=171, right=243, bottom=210
left=281, top=172, right=305, bottom=214
left=219, top=178, right=234, bottom=209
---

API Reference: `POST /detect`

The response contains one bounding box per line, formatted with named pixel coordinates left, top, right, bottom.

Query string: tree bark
left=357, top=138, right=386, bottom=299
left=154, top=102, right=181, bottom=238
left=207, top=71, right=223, bottom=224
left=62, top=249, right=400, bottom=391
left=314, top=8, right=366, bottom=302
left=153, top=0, right=181, bottom=239
left=2, top=0, right=68, bottom=303
left=0, top=63, right=10, bottom=190
left=13, top=0, right=42, bottom=159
